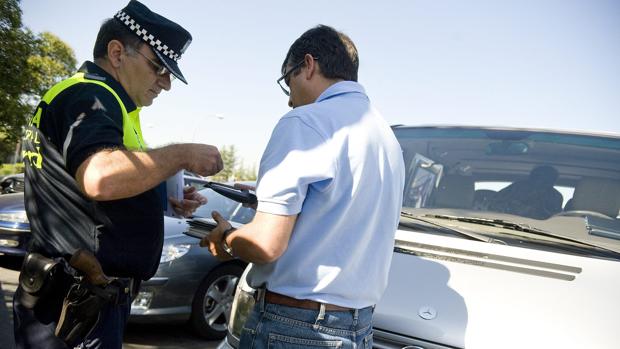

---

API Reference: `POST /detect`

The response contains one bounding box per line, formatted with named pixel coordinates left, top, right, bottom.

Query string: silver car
left=219, top=126, right=620, bottom=349
left=0, top=173, right=254, bottom=339
left=129, top=183, right=255, bottom=339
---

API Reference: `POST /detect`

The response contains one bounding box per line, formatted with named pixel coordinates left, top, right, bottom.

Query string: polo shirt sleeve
left=58, top=84, right=125, bottom=176
left=256, top=116, right=337, bottom=216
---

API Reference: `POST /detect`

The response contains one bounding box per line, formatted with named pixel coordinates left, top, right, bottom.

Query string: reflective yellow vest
left=29, top=72, right=145, bottom=151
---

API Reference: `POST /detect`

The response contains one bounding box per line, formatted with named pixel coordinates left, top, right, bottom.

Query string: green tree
left=210, top=145, right=257, bottom=182
left=0, top=0, right=76, bottom=164
left=235, top=161, right=257, bottom=181
left=1, top=0, right=31, bottom=163
left=211, top=145, right=238, bottom=181
left=28, top=32, right=77, bottom=96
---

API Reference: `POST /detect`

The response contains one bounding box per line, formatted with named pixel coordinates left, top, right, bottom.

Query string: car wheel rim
left=203, top=274, right=239, bottom=332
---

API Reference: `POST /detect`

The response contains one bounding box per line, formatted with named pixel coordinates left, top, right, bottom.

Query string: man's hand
left=186, top=144, right=224, bottom=177
left=169, top=186, right=207, bottom=217
left=199, top=211, right=234, bottom=261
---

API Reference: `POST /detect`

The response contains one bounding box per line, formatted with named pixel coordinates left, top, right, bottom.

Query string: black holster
left=17, top=252, right=63, bottom=309
left=54, top=278, right=128, bottom=346
left=17, top=252, right=128, bottom=346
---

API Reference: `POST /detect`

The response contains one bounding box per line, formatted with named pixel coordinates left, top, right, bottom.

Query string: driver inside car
left=488, top=165, right=563, bottom=219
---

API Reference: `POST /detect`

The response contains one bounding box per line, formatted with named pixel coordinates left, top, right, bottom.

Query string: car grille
left=373, top=328, right=460, bottom=349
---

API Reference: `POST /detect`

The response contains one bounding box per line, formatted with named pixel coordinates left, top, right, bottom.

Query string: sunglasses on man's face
left=133, top=49, right=176, bottom=81
left=276, top=57, right=318, bottom=96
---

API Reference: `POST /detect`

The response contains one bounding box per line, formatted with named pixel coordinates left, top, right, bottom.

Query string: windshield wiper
left=424, top=214, right=620, bottom=256
left=400, top=211, right=507, bottom=245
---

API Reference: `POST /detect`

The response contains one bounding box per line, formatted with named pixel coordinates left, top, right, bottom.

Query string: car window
left=192, top=188, right=240, bottom=221
left=192, top=188, right=256, bottom=224
left=230, top=206, right=256, bottom=224
left=395, top=128, right=620, bottom=222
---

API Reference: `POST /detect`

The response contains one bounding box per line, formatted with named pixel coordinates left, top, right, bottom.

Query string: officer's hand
left=187, top=144, right=223, bottom=177
left=199, top=210, right=234, bottom=261
left=169, top=186, right=207, bottom=217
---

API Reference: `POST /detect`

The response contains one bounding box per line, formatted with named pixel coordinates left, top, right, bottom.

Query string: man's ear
left=304, top=53, right=317, bottom=80
left=106, top=40, right=125, bottom=68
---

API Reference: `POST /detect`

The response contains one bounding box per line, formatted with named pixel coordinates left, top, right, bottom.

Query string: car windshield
left=192, top=188, right=255, bottom=224
left=394, top=127, right=620, bottom=254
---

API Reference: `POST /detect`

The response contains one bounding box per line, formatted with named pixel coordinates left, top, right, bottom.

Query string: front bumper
left=128, top=241, right=221, bottom=323
left=0, top=225, right=29, bottom=256
left=129, top=276, right=192, bottom=322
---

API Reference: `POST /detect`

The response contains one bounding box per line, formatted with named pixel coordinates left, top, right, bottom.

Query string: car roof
left=390, top=125, right=620, bottom=140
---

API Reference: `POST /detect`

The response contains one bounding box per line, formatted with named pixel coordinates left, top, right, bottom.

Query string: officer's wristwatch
left=221, top=227, right=236, bottom=257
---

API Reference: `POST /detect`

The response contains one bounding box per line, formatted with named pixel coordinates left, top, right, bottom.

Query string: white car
left=219, top=126, right=620, bottom=349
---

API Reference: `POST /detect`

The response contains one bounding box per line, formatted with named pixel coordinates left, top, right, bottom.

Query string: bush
left=1, top=163, right=25, bottom=176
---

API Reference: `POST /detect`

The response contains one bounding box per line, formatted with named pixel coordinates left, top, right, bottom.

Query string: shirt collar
left=78, top=61, right=138, bottom=113
left=316, top=81, right=367, bottom=103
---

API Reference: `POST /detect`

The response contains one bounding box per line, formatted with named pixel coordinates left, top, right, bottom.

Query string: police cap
left=114, top=0, right=192, bottom=84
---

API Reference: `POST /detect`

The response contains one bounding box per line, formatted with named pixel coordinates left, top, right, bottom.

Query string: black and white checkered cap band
left=115, top=10, right=181, bottom=62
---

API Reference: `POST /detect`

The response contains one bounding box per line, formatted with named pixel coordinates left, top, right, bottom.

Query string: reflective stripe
left=40, top=72, right=145, bottom=152
left=63, top=113, right=86, bottom=165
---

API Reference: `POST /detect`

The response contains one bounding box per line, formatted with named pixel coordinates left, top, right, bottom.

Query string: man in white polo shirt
left=203, top=24, right=405, bottom=348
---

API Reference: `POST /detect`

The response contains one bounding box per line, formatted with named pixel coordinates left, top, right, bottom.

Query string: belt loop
left=256, top=288, right=266, bottom=313
left=353, top=308, right=359, bottom=326
left=124, top=278, right=132, bottom=296
left=313, top=303, right=326, bottom=329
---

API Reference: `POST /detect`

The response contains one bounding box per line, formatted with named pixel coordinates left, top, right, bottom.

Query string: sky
left=20, top=0, right=620, bottom=168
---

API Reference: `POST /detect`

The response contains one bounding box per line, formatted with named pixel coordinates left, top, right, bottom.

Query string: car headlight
left=0, top=239, right=20, bottom=247
left=0, top=211, right=28, bottom=224
left=131, top=291, right=154, bottom=310
left=228, top=265, right=256, bottom=341
left=160, top=243, right=191, bottom=263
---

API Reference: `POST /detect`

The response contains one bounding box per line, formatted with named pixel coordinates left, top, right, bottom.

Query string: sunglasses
left=276, top=56, right=318, bottom=96
left=133, top=49, right=176, bottom=81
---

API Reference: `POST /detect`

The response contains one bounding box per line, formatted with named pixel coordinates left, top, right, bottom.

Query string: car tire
left=190, top=263, right=245, bottom=339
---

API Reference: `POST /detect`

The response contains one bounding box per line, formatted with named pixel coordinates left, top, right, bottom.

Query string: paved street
left=1, top=264, right=219, bottom=349
left=0, top=265, right=17, bottom=349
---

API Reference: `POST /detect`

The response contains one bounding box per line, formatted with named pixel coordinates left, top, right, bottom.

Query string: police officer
left=14, top=1, right=222, bottom=348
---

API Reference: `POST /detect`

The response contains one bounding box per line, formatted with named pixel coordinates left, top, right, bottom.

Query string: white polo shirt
left=247, top=81, right=405, bottom=309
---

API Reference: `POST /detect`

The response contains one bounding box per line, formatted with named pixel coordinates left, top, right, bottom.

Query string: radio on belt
left=204, top=181, right=257, bottom=205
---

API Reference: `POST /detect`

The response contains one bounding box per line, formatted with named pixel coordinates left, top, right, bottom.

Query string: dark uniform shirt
left=22, top=61, right=163, bottom=280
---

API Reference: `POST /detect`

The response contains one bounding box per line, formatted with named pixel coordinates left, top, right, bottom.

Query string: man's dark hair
left=283, top=25, right=359, bottom=82
left=530, top=165, right=559, bottom=186
left=93, top=18, right=143, bottom=59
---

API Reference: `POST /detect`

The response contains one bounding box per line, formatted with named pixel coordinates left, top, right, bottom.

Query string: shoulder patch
left=84, top=73, right=106, bottom=82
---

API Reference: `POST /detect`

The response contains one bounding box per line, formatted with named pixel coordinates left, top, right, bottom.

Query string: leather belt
left=263, top=290, right=352, bottom=312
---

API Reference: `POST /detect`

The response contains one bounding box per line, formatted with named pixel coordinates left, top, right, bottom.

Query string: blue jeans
left=239, top=294, right=374, bottom=349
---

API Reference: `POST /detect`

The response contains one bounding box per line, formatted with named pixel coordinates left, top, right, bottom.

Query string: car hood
left=373, top=229, right=620, bottom=349
left=0, top=192, right=25, bottom=212
left=164, top=216, right=189, bottom=238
